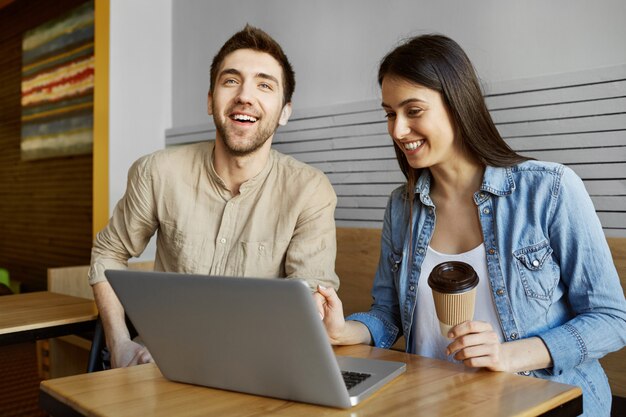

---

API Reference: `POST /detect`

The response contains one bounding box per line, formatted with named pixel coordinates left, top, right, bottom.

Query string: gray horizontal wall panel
left=485, top=64, right=626, bottom=96
left=290, top=146, right=396, bottom=164
left=337, top=196, right=391, bottom=209
left=505, top=131, right=626, bottom=151
left=583, top=179, right=626, bottom=195
left=276, top=109, right=384, bottom=133
left=497, top=113, right=626, bottom=138
left=597, top=212, right=626, bottom=229
left=336, top=219, right=383, bottom=228
left=486, top=79, right=626, bottom=110
left=164, top=66, right=626, bottom=237
left=327, top=171, right=406, bottom=184
left=335, top=208, right=385, bottom=221
left=491, top=96, right=626, bottom=124
left=520, top=146, right=626, bottom=165
left=273, top=134, right=390, bottom=154
left=604, top=229, right=626, bottom=238
left=591, top=196, right=626, bottom=211
left=274, top=122, right=387, bottom=143
left=568, top=163, right=626, bottom=180
left=333, top=183, right=400, bottom=196
left=310, top=159, right=398, bottom=173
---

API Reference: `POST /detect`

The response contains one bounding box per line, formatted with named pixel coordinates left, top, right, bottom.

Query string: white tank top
left=412, top=243, right=505, bottom=361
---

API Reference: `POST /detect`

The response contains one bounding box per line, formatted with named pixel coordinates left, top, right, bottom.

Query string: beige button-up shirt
left=89, top=141, right=339, bottom=290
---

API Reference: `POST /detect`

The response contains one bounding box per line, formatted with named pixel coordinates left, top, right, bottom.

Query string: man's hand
left=110, top=338, right=154, bottom=368
left=315, top=285, right=348, bottom=344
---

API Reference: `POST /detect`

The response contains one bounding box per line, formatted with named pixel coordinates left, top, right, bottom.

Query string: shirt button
left=409, top=285, right=415, bottom=291
left=259, top=245, right=265, bottom=251
left=521, top=371, right=531, bottom=376
left=220, top=238, right=226, bottom=244
left=417, top=248, right=425, bottom=255
left=532, top=259, right=540, bottom=267
left=488, top=248, right=496, bottom=255
left=510, top=332, right=518, bottom=340
left=483, top=208, right=490, bottom=214
left=479, top=193, right=485, bottom=199
left=496, top=288, right=505, bottom=296
left=428, top=208, right=434, bottom=215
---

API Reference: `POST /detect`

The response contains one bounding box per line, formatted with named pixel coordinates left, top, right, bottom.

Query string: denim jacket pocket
left=513, top=240, right=558, bottom=301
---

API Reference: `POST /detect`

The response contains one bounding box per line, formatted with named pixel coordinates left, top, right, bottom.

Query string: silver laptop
left=105, top=270, right=406, bottom=408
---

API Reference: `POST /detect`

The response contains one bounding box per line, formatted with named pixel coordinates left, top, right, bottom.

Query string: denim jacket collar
left=415, top=166, right=516, bottom=207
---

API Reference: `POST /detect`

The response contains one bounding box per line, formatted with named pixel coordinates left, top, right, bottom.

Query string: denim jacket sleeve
left=347, top=187, right=406, bottom=349
left=537, top=167, right=626, bottom=375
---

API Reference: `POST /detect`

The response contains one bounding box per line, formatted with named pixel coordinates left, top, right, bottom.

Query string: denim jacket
left=349, top=161, right=626, bottom=416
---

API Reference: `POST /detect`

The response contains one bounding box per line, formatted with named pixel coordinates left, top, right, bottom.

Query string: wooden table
left=0, top=291, right=98, bottom=345
left=39, top=344, right=582, bottom=417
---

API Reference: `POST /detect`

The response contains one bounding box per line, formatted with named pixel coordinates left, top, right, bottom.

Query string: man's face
left=208, top=49, right=292, bottom=157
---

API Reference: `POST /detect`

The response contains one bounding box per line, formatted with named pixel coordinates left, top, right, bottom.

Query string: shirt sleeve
left=88, top=155, right=159, bottom=285
left=347, top=190, right=404, bottom=349
left=537, top=166, right=626, bottom=375
left=283, top=172, right=339, bottom=291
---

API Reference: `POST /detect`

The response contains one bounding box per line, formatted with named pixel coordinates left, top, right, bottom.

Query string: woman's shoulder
left=511, top=160, right=582, bottom=182
left=510, top=160, right=565, bottom=175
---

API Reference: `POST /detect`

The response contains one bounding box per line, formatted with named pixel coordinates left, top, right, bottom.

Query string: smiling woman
left=318, top=33, right=626, bottom=417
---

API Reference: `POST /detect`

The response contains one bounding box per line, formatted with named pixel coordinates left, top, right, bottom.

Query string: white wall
left=109, top=0, right=172, bottom=260
left=171, top=0, right=626, bottom=129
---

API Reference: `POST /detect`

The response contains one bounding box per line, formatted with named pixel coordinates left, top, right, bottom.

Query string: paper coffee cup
left=428, top=261, right=479, bottom=338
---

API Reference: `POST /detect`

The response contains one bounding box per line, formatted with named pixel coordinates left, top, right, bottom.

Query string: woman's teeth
left=403, top=140, right=423, bottom=151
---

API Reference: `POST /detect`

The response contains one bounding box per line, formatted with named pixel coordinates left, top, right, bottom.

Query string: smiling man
left=88, top=25, right=339, bottom=368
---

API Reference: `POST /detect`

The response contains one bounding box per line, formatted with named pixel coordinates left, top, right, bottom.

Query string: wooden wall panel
left=0, top=0, right=92, bottom=292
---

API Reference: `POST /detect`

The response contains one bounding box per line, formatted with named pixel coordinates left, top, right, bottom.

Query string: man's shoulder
left=144, top=142, right=211, bottom=163
left=135, top=142, right=211, bottom=173
left=270, top=148, right=326, bottom=180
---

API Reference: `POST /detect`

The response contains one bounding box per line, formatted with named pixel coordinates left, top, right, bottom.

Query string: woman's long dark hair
left=378, top=34, right=530, bottom=199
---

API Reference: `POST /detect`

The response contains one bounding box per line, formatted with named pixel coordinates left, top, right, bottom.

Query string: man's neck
left=212, top=139, right=272, bottom=196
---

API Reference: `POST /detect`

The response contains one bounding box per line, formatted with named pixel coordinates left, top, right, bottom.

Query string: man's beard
left=214, top=112, right=279, bottom=157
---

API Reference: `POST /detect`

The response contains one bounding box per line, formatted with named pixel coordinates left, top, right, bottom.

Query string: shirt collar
left=479, top=165, right=516, bottom=196
left=206, top=141, right=275, bottom=196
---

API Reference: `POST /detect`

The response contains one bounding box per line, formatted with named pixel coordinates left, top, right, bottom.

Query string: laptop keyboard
left=341, top=371, right=372, bottom=390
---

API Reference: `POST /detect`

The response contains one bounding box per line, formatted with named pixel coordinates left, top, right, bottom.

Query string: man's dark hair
left=210, top=24, right=295, bottom=105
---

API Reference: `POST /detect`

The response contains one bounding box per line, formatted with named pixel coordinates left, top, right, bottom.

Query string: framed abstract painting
left=20, top=0, right=94, bottom=161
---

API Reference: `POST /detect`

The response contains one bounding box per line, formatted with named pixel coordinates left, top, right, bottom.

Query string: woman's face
left=381, top=76, right=462, bottom=170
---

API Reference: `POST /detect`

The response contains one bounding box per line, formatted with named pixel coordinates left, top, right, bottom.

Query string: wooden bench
left=41, top=261, right=153, bottom=378
left=336, top=227, right=626, bottom=399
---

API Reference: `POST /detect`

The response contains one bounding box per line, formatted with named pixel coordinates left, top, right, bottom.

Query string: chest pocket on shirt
left=513, top=240, right=558, bottom=301
left=240, top=241, right=281, bottom=278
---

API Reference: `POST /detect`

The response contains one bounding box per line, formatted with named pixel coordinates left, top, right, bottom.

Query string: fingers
left=448, top=320, right=493, bottom=339
left=312, top=292, right=326, bottom=320
left=445, top=321, right=504, bottom=371
left=128, top=346, right=153, bottom=366
left=316, top=285, right=341, bottom=309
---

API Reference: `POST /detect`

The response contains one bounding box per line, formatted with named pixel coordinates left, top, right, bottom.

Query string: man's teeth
left=232, top=114, right=257, bottom=122
left=404, top=140, right=423, bottom=150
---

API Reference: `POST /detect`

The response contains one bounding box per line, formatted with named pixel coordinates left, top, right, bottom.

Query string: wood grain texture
left=601, top=238, right=626, bottom=397
left=39, top=344, right=581, bottom=417
left=44, top=260, right=155, bottom=378
left=0, top=292, right=96, bottom=335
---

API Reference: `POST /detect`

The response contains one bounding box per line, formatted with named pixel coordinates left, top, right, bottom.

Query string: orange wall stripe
left=93, top=0, right=109, bottom=238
